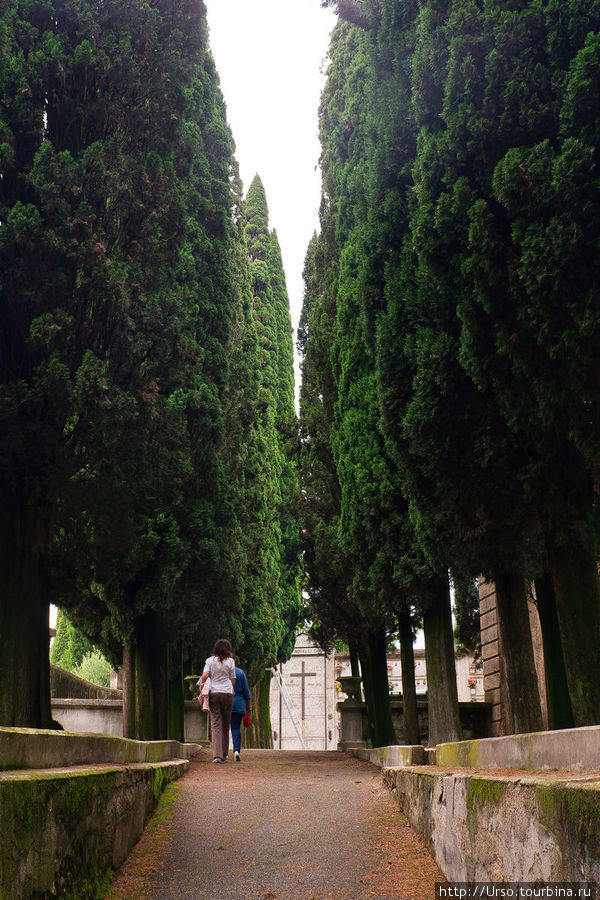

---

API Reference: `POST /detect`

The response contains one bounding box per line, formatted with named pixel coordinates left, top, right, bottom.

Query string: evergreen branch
left=321, top=0, right=372, bottom=29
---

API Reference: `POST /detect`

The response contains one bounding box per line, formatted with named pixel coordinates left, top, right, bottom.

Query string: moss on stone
left=411, top=771, right=435, bottom=798
left=1, top=760, right=187, bottom=897
left=537, top=783, right=600, bottom=852
left=152, top=765, right=166, bottom=801
left=466, top=777, right=506, bottom=811
left=60, top=862, right=114, bottom=899
left=437, top=739, right=482, bottom=767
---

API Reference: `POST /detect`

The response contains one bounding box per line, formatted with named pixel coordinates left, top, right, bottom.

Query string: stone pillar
left=479, top=577, right=504, bottom=736
left=479, top=576, right=549, bottom=736
left=337, top=699, right=368, bottom=750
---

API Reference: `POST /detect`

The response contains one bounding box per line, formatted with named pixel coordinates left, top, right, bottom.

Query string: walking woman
left=200, top=639, right=236, bottom=762
left=230, top=664, right=252, bottom=762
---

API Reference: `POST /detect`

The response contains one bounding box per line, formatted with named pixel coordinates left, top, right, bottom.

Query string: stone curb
left=351, top=744, right=427, bottom=767
left=0, top=725, right=201, bottom=771
left=436, top=724, right=600, bottom=771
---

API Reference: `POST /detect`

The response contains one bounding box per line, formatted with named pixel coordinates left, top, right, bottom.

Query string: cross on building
left=290, top=660, right=316, bottom=720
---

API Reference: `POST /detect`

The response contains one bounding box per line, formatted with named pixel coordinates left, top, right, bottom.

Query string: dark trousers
left=230, top=712, right=243, bottom=752
left=209, top=692, right=233, bottom=759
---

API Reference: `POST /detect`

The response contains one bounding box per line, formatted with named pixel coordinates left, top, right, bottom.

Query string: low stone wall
left=383, top=765, right=600, bottom=883
left=0, top=728, right=199, bottom=898
left=367, top=726, right=600, bottom=884
left=436, top=724, right=600, bottom=771
left=50, top=698, right=210, bottom=744
left=50, top=664, right=122, bottom=700
left=1, top=760, right=187, bottom=898
left=353, top=745, right=427, bottom=767
left=337, top=699, right=492, bottom=750
left=51, top=698, right=123, bottom=736
left=0, top=726, right=199, bottom=770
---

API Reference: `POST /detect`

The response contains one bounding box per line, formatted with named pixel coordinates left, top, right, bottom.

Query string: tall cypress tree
left=298, top=231, right=362, bottom=692
left=457, top=0, right=600, bottom=725
left=315, top=8, right=463, bottom=745
left=0, top=0, right=236, bottom=733
left=376, top=0, right=545, bottom=735
left=237, top=175, right=301, bottom=745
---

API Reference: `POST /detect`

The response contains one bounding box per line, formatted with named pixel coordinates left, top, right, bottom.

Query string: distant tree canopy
left=50, top=610, right=94, bottom=673
left=0, top=0, right=300, bottom=739
left=300, top=0, right=600, bottom=737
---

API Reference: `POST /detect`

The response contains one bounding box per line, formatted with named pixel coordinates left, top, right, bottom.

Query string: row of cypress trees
left=0, top=0, right=300, bottom=740
left=300, top=0, right=600, bottom=744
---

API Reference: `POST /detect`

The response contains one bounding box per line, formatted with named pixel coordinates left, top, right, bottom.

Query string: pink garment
left=198, top=677, right=211, bottom=712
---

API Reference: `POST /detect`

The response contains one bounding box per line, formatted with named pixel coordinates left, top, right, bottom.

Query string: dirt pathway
left=106, top=750, right=444, bottom=900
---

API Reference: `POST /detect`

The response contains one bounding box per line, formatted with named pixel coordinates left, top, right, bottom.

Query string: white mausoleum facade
left=270, top=633, right=484, bottom=751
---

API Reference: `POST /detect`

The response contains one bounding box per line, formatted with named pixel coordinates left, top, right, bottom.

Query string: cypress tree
left=390, top=0, right=544, bottom=734
left=457, top=0, right=600, bottom=725
left=0, top=0, right=235, bottom=733
left=236, top=175, right=301, bottom=746
left=50, top=609, right=93, bottom=673
left=298, top=231, right=361, bottom=691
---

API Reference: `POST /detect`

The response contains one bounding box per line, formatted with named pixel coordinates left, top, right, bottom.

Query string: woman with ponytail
left=200, top=639, right=236, bottom=762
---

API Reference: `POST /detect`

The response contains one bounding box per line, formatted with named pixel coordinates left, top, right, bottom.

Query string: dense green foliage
left=228, top=174, right=301, bottom=689
left=50, top=610, right=93, bottom=673
left=300, top=0, right=600, bottom=735
left=74, top=651, right=111, bottom=688
left=0, top=0, right=300, bottom=735
left=299, top=16, right=461, bottom=745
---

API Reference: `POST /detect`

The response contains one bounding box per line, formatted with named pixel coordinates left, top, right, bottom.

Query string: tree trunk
left=547, top=514, right=600, bottom=726
left=0, top=490, right=55, bottom=729
left=125, top=609, right=170, bottom=741
left=423, top=577, right=462, bottom=746
left=494, top=572, right=543, bottom=735
left=358, top=627, right=397, bottom=748
left=122, top=644, right=133, bottom=738
left=246, top=682, right=262, bottom=749
left=533, top=573, right=573, bottom=730
left=398, top=612, right=420, bottom=745
left=167, top=644, right=185, bottom=743
left=257, top=668, right=273, bottom=748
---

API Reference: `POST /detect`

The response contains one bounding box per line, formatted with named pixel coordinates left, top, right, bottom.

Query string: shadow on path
left=106, top=750, right=444, bottom=900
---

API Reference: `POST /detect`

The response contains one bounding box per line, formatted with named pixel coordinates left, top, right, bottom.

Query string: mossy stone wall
left=382, top=766, right=600, bottom=882
left=0, top=761, right=187, bottom=898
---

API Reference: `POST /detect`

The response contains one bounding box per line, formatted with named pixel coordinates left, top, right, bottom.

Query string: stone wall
left=383, top=765, right=600, bottom=883
left=0, top=727, right=197, bottom=898
left=337, top=699, right=492, bottom=749
left=0, top=761, right=187, bottom=897
left=50, top=698, right=210, bottom=744
left=371, top=726, right=600, bottom=884
left=50, top=664, right=122, bottom=700
left=479, top=577, right=503, bottom=735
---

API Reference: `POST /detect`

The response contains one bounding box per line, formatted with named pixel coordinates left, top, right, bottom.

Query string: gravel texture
left=106, top=749, right=445, bottom=900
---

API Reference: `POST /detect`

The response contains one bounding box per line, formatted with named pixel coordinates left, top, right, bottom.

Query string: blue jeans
left=230, top=712, right=243, bottom=752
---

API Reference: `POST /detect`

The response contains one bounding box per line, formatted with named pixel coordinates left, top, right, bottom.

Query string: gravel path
left=106, top=750, right=445, bottom=900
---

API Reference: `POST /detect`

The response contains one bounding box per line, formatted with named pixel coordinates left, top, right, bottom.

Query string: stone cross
left=290, top=660, right=317, bottom=720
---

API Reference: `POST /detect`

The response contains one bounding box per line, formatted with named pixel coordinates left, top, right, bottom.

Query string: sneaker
left=212, top=757, right=222, bottom=763
left=234, top=751, right=240, bottom=762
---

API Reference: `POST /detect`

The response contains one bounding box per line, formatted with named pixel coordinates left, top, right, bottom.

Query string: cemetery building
left=270, top=633, right=338, bottom=751
left=270, top=633, right=484, bottom=751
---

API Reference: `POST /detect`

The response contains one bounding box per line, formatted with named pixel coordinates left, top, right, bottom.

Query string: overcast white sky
left=204, top=0, right=336, bottom=396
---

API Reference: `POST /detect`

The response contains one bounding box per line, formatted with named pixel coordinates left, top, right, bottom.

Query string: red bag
left=242, top=713, right=251, bottom=728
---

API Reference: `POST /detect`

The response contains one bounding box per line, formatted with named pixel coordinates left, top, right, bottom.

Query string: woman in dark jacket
left=230, top=665, right=252, bottom=761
